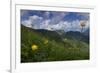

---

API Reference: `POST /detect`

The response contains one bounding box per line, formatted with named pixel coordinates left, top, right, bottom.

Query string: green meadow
left=21, top=25, right=89, bottom=63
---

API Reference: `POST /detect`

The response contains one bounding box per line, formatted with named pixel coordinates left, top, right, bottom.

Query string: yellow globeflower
left=31, top=44, right=38, bottom=51
left=44, top=39, right=48, bottom=44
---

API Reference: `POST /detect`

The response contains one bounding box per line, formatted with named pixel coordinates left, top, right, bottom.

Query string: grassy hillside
left=65, top=31, right=89, bottom=43
left=21, top=25, right=89, bottom=63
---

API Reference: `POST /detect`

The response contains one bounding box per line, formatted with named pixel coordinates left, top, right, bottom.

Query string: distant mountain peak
left=55, top=30, right=65, bottom=35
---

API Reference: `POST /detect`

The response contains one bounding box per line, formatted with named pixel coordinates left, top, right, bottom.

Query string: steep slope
left=21, top=25, right=89, bottom=63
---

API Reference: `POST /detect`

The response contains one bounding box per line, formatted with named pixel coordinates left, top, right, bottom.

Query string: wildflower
left=31, top=44, right=38, bottom=51
left=80, top=21, right=86, bottom=32
left=44, top=39, right=48, bottom=44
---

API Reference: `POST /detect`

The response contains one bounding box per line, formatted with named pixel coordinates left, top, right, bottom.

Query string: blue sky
left=21, top=10, right=89, bottom=32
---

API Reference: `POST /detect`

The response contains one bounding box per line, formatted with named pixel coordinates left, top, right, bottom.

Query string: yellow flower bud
left=44, top=39, right=48, bottom=44
left=31, top=44, right=38, bottom=51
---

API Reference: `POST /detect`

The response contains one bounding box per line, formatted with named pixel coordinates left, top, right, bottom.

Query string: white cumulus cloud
left=21, top=14, right=89, bottom=32
left=22, top=15, right=43, bottom=29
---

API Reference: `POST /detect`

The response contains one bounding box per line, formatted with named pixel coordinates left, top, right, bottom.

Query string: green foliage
left=21, top=25, right=89, bottom=63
